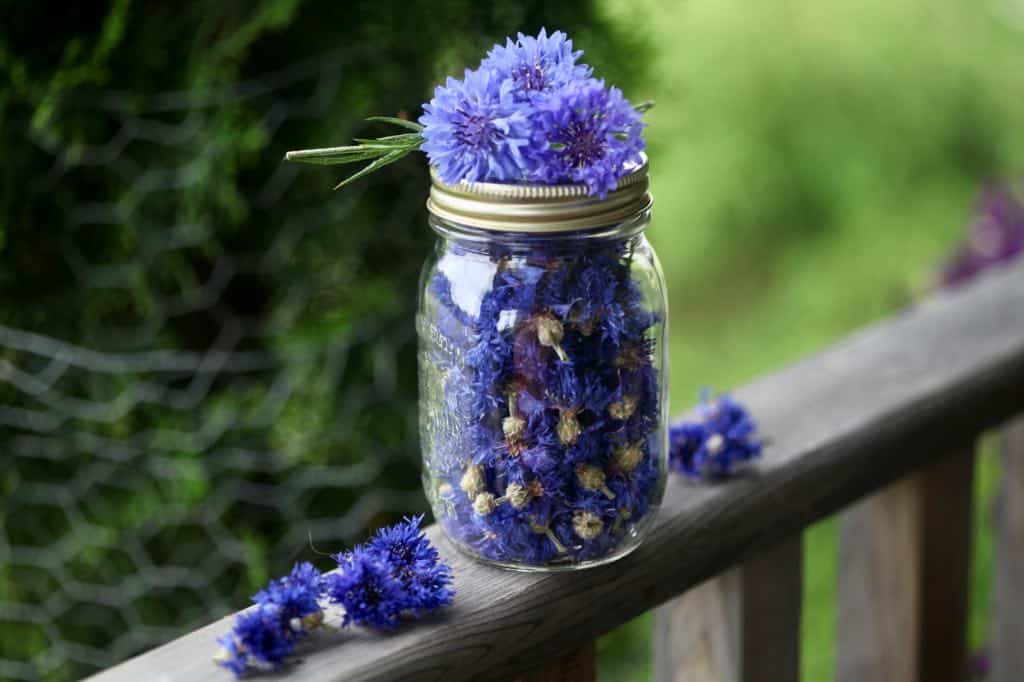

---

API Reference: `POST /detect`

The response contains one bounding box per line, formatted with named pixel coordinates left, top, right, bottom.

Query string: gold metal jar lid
left=427, top=154, right=652, bottom=233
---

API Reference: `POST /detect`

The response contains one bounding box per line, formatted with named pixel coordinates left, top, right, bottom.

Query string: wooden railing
left=91, top=263, right=1024, bottom=682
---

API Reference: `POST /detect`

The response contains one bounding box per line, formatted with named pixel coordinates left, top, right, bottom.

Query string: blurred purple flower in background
left=941, top=184, right=1024, bottom=288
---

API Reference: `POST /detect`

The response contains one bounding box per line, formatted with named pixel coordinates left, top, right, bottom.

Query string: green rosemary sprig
left=633, top=100, right=654, bottom=114
left=284, top=117, right=424, bottom=189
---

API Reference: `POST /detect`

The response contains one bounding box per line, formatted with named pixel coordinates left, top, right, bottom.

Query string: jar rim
left=427, top=154, right=652, bottom=233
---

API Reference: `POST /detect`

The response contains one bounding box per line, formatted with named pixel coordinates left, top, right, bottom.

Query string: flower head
left=530, top=79, right=645, bottom=198
left=252, top=562, right=323, bottom=634
left=482, top=28, right=592, bottom=102
left=669, top=392, right=763, bottom=479
left=337, top=516, right=454, bottom=622
left=323, top=547, right=409, bottom=630
left=420, top=67, right=534, bottom=185
left=217, top=605, right=295, bottom=676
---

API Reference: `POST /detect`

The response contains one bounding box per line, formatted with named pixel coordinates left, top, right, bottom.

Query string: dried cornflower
left=535, top=314, right=569, bottom=362
left=614, top=441, right=645, bottom=474
left=556, top=407, right=583, bottom=445
left=473, top=492, right=499, bottom=515
left=572, top=511, right=604, bottom=541
left=216, top=517, right=454, bottom=676
left=669, top=391, right=763, bottom=480
left=576, top=464, right=615, bottom=499
left=504, top=482, right=532, bottom=509
left=460, top=464, right=486, bottom=497
left=609, top=394, right=637, bottom=420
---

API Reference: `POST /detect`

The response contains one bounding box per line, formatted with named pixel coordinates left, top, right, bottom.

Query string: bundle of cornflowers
left=668, top=392, right=763, bottom=480
left=422, top=238, right=663, bottom=565
left=215, top=516, right=452, bottom=677
left=285, top=29, right=648, bottom=198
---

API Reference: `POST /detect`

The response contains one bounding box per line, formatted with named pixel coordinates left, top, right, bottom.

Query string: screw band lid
left=427, top=154, right=651, bottom=233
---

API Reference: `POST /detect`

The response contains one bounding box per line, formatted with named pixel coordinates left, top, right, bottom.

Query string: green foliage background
left=600, top=1, right=1024, bottom=680
left=1, top=0, right=1022, bottom=680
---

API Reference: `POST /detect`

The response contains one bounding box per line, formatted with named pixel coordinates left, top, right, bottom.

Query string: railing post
left=653, top=536, right=803, bottom=682
left=509, top=641, right=596, bottom=682
left=836, top=446, right=975, bottom=682
left=994, top=417, right=1024, bottom=682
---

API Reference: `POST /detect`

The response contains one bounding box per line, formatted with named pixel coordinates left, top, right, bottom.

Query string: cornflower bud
left=460, top=465, right=486, bottom=497
left=472, top=492, right=498, bottom=516
left=572, top=511, right=604, bottom=541
left=576, top=464, right=615, bottom=499
left=614, top=441, right=645, bottom=474
left=535, top=314, right=569, bottom=362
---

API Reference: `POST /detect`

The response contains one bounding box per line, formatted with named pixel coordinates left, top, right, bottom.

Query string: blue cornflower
left=530, top=79, right=645, bottom=198
left=216, top=605, right=295, bottom=676
left=481, top=28, right=592, bottom=102
left=420, top=67, right=534, bottom=185
left=323, top=547, right=409, bottom=630
left=252, top=562, right=323, bottom=634
left=668, top=421, right=709, bottom=476
left=669, top=393, right=763, bottom=479
left=365, top=515, right=455, bottom=615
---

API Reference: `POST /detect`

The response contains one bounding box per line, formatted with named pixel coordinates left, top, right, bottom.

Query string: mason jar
left=417, top=156, right=668, bottom=571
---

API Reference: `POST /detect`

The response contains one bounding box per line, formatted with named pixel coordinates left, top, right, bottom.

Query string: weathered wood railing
left=91, top=263, right=1024, bottom=682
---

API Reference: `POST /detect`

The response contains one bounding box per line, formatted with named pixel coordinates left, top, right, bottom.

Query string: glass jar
left=417, top=157, right=668, bottom=571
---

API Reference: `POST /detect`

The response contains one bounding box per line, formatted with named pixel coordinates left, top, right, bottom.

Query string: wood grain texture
left=653, top=536, right=801, bottom=682
left=836, top=448, right=975, bottom=682
left=994, top=417, right=1024, bottom=682
left=508, top=641, right=595, bottom=682
left=90, top=263, right=1024, bottom=682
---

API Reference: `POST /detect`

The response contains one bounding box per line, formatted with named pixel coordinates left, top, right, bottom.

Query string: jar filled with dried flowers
left=418, top=155, right=668, bottom=570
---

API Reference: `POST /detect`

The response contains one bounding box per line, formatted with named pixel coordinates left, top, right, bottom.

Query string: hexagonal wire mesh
left=0, top=48, right=431, bottom=681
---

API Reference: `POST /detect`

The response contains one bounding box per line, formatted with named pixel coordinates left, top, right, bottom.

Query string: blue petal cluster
left=419, top=29, right=646, bottom=197
left=216, top=518, right=453, bottom=676
left=419, top=68, right=533, bottom=185
left=668, top=392, right=763, bottom=480
left=481, top=28, right=592, bottom=102
left=216, top=562, right=323, bottom=675
left=423, top=238, right=663, bottom=566
left=532, top=79, right=645, bottom=199
left=323, top=515, right=454, bottom=629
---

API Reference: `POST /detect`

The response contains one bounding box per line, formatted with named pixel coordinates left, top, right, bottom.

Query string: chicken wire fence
left=0, top=47, right=432, bottom=682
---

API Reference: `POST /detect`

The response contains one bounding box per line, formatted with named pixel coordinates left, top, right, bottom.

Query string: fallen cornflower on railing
left=89, top=262, right=1024, bottom=682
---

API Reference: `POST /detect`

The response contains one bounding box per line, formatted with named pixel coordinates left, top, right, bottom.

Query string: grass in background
left=594, top=0, right=1024, bottom=678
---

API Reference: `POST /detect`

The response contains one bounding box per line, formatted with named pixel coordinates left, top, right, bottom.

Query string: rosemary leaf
left=284, top=146, right=392, bottom=166
left=333, top=148, right=413, bottom=190
left=365, top=116, right=425, bottom=132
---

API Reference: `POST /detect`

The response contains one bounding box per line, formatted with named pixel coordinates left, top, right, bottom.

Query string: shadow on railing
left=91, top=262, right=1024, bottom=682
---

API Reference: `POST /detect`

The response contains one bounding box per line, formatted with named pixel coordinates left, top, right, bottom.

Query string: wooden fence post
left=836, top=447, right=975, bottom=682
left=993, top=417, right=1024, bottom=682
left=653, top=536, right=803, bottom=682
